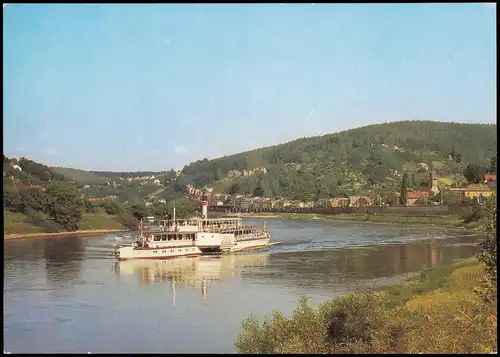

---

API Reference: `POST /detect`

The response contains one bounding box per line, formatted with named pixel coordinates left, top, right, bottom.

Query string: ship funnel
left=201, top=201, right=208, bottom=219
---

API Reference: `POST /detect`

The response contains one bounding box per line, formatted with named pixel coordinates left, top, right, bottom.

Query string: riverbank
left=4, top=228, right=128, bottom=240
left=4, top=210, right=129, bottom=240
left=235, top=212, right=466, bottom=227
left=236, top=258, right=497, bottom=354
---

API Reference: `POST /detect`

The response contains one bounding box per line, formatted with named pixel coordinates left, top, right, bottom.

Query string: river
left=3, top=218, right=482, bottom=353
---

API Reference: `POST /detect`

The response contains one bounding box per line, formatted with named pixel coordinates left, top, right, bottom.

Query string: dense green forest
left=175, top=121, right=497, bottom=200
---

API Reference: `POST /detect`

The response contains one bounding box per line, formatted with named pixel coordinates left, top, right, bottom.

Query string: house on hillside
left=24, top=185, right=46, bottom=191
left=484, top=174, right=496, bottom=183
left=315, top=198, right=332, bottom=209
left=406, top=190, right=429, bottom=205
left=271, top=198, right=285, bottom=209
left=449, top=183, right=495, bottom=202
left=348, top=196, right=372, bottom=207
left=332, top=197, right=350, bottom=208
left=463, top=184, right=495, bottom=199
left=416, top=163, right=429, bottom=171
left=9, top=162, right=22, bottom=171
left=88, top=197, right=105, bottom=202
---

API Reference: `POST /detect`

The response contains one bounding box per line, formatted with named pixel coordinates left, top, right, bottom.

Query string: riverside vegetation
left=3, top=155, right=197, bottom=237
left=235, top=196, right=497, bottom=354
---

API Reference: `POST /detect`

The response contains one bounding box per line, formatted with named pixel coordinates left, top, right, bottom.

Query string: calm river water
left=3, top=218, right=482, bottom=353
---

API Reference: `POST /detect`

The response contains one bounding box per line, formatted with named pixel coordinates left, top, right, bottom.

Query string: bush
left=236, top=291, right=393, bottom=354
left=24, top=207, right=46, bottom=226
left=462, top=198, right=485, bottom=224
left=24, top=208, right=60, bottom=233
left=117, top=211, right=139, bottom=230
left=102, top=200, right=123, bottom=215
left=235, top=263, right=497, bottom=354
left=474, top=196, right=497, bottom=303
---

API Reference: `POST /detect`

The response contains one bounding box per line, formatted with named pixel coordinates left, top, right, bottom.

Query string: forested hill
left=175, top=121, right=497, bottom=200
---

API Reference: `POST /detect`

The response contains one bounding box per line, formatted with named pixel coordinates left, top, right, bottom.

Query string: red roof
left=484, top=174, right=496, bottom=182
left=407, top=190, right=429, bottom=199
left=24, top=185, right=45, bottom=191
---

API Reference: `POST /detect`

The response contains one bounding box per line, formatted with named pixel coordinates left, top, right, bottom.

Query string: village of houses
left=185, top=170, right=497, bottom=211
left=6, top=160, right=496, bottom=211
left=82, top=165, right=496, bottom=211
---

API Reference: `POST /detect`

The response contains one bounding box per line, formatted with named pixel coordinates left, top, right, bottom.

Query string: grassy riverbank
left=236, top=212, right=465, bottom=227
left=235, top=258, right=497, bottom=354
left=4, top=210, right=127, bottom=240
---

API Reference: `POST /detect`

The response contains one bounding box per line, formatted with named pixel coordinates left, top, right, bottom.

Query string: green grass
left=382, top=259, right=479, bottom=308
left=78, top=213, right=126, bottom=230
left=4, top=209, right=125, bottom=235
left=3, top=209, right=43, bottom=234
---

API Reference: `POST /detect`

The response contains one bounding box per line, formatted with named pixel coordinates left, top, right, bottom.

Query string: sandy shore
left=4, top=229, right=129, bottom=240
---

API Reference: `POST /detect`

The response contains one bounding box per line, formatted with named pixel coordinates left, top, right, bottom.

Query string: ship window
left=162, top=234, right=167, bottom=241
left=168, top=235, right=173, bottom=241
left=178, top=249, right=182, bottom=252
left=170, top=249, right=174, bottom=253
left=154, top=236, right=160, bottom=241
left=185, top=248, right=189, bottom=252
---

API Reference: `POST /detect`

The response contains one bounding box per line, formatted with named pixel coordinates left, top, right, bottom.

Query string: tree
left=44, top=181, right=83, bottom=231
left=20, top=188, right=47, bottom=213
left=83, top=198, right=97, bottom=213
left=162, top=169, right=177, bottom=186
left=102, top=199, right=123, bottom=215
left=229, top=183, right=240, bottom=195
left=489, top=155, right=497, bottom=173
left=252, top=184, right=264, bottom=197
left=166, top=198, right=198, bottom=219
left=128, top=202, right=149, bottom=220
left=3, top=186, right=22, bottom=212
left=400, top=173, right=409, bottom=205
left=464, top=164, right=488, bottom=184
left=455, top=153, right=462, bottom=163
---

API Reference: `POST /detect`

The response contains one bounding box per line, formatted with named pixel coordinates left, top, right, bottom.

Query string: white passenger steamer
left=114, top=201, right=274, bottom=260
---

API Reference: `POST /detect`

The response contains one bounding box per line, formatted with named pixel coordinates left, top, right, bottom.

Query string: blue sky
left=3, top=3, right=496, bottom=171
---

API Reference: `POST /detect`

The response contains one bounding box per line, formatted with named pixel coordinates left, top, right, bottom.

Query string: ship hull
left=116, top=245, right=203, bottom=261
left=228, top=238, right=271, bottom=252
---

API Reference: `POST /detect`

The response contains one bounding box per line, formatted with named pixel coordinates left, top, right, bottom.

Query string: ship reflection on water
left=114, top=254, right=269, bottom=305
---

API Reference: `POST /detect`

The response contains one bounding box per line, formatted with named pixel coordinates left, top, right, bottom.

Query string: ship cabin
left=136, top=231, right=197, bottom=248
left=230, top=226, right=268, bottom=241
left=160, top=217, right=243, bottom=232
left=151, top=232, right=197, bottom=242
left=200, top=217, right=242, bottom=231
